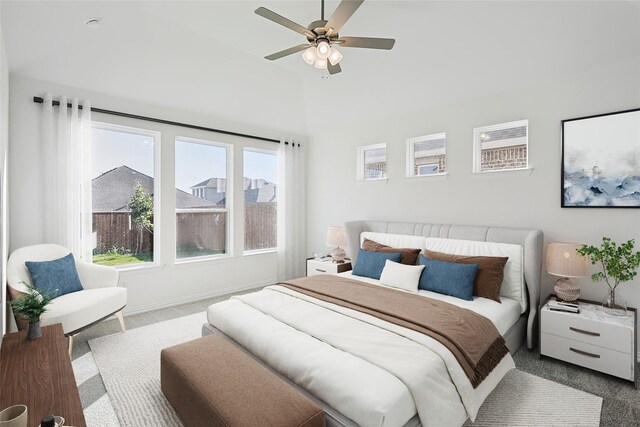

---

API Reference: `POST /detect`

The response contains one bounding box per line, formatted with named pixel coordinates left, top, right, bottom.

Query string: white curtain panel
left=277, top=138, right=306, bottom=280
left=41, top=93, right=93, bottom=259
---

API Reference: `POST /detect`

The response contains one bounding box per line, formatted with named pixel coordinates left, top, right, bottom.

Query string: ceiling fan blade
left=325, top=0, right=364, bottom=35
left=255, top=7, right=315, bottom=38
left=338, top=36, right=395, bottom=50
left=327, top=62, right=342, bottom=75
left=265, top=44, right=310, bottom=61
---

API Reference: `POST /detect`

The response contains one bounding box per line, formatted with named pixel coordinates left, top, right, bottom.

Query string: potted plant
left=9, top=282, right=56, bottom=340
left=577, top=237, right=640, bottom=312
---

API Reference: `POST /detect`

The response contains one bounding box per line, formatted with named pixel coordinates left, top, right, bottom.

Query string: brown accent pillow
left=362, top=238, right=421, bottom=265
left=422, top=249, right=508, bottom=303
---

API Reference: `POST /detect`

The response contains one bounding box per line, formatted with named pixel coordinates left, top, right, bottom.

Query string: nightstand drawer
left=541, top=332, right=634, bottom=381
left=541, top=308, right=633, bottom=354
left=306, top=259, right=352, bottom=276
left=308, top=265, right=332, bottom=276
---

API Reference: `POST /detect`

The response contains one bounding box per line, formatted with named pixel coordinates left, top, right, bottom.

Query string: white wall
left=0, top=5, right=8, bottom=339
left=307, top=58, right=640, bottom=341
left=8, top=74, right=305, bottom=317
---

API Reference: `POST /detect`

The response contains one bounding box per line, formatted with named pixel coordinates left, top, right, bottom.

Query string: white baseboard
left=121, top=280, right=273, bottom=317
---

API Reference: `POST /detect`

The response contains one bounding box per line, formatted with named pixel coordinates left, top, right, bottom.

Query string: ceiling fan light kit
left=255, top=0, right=395, bottom=75
left=302, top=47, right=317, bottom=65
left=328, top=47, right=343, bottom=66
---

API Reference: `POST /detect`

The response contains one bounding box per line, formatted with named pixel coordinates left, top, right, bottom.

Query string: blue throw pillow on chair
left=418, top=255, right=478, bottom=301
left=25, top=253, right=84, bottom=298
left=352, top=249, right=402, bottom=280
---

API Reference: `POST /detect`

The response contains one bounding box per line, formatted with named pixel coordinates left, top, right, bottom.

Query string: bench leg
left=116, top=310, right=126, bottom=333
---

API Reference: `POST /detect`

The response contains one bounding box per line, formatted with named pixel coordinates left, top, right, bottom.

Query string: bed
left=203, top=221, right=543, bottom=427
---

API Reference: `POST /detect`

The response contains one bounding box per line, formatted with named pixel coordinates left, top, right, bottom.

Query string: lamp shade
left=546, top=242, right=589, bottom=278
left=326, top=226, right=347, bottom=247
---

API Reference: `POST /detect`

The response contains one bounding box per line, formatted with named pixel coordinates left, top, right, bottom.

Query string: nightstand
left=306, top=258, right=352, bottom=277
left=540, top=295, right=637, bottom=386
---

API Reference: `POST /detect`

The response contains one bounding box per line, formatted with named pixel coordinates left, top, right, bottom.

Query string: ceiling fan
left=255, top=0, right=395, bottom=75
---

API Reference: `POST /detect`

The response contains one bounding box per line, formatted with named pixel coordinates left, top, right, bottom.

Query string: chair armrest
left=76, top=262, right=120, bottom=290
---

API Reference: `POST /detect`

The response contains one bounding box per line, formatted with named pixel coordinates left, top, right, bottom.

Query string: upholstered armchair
left=7, top=244, right=127, bottom=353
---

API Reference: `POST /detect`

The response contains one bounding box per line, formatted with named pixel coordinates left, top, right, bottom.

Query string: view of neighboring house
left=190, top=177, right=277, bottom=206
left=91, top=165, right=278, bottom=259
left=92, top=165, right=216, bottom=212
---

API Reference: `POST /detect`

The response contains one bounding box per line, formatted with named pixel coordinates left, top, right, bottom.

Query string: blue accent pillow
left=352, top=249, right=402, bottom=280
left=25, top=253, right=84, bottom=298
left=418, top=255, right=478, bottom=301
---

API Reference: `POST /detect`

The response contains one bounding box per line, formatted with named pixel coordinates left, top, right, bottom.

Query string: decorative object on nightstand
left=540, top=294, right=637, bottom=387
left=326, top=226, right=347, bottom=263
left=9, top=282, right=56, bottom=340
left=306, top=258, right=352, bottom=277
left=0, top=404, right=27, bottom=427
left=546, top=242, right=589, bottom=302
left=577, top=237, right=640, bottom=314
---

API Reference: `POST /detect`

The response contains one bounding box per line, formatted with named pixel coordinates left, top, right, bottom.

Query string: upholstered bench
left=161, top=334, right=326, bottom=427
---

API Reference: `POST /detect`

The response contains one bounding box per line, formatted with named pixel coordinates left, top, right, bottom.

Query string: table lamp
left=546, top=242, right=589, bottom=302
left=326, top=226, right=347, bottom=263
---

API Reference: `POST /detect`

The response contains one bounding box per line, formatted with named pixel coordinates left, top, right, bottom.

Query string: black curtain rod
left=32, top=96, right=297, bottom=146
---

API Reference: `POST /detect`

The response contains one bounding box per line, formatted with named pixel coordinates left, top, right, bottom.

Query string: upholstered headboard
left=345, top=221, right=544, bottom=349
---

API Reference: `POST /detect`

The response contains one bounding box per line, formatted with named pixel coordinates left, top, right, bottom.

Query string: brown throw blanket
left=278, top=275, right=509, bottom=388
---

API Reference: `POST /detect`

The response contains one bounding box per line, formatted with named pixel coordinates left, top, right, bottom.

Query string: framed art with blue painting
left=562, top=108, right=640, bottom=208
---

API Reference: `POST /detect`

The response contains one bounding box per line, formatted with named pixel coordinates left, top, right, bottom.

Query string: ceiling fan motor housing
left=306, top=20, right=337, bottom=44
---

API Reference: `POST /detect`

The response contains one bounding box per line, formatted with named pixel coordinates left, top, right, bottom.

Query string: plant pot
left=27, top=321, right=42, bottom=340
left=602, top=289, right=627, bottom=316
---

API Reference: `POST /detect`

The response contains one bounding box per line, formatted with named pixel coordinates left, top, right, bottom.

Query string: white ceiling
left=3, top=1, right=639, bottom=136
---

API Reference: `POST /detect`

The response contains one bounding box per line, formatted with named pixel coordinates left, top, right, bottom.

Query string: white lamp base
left=554, top=277, right=580, bottom=302
left=330, top=247, right=346, bottom=263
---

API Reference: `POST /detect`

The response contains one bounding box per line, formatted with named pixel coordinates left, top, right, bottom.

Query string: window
left=407, top=133, right=447, bottom=177
left=473, top=120, right=528, bottom=173
left=357, top=143, right=387, bottom=181
left=244, top=149, right=278, bottom=252
left=175, top=137, right=231, bottom=260
left=91, top=123, right=159, bottom=267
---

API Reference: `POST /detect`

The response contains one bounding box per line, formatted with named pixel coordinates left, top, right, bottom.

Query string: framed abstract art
left=561, top=108, right=640, bottom=208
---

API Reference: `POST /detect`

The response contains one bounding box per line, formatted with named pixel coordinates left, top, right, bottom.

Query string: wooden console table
left=0, top=323, right=86, bottom=427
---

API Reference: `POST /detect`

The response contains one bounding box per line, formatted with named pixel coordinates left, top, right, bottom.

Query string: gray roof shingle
left=92, top=166, right=216, bottom=212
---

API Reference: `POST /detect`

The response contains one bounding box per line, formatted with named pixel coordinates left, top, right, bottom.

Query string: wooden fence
left=93, top=203, right=277, bottom=254
left=93, top=212, right=153, bottom=254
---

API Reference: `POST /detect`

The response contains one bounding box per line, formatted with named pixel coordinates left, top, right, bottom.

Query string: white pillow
left=361, top=232, right=426, bottom=252
left=425, top=237, right=526, bottom=312
left=379, top=260, right=425, bottom=293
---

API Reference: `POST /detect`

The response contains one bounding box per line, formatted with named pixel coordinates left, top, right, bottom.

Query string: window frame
left=357, top=143, right=387, bottom=181
left=174, top=136, right=233, bottom=263
left=243, top=146, right=279, bottom=255
left=406, top=132, right=447, bottom=178
left=90, top=121, right=162, bottom=270
left=472, top=119, right=529, bottom=174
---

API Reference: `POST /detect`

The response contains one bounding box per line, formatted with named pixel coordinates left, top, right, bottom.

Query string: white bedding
left=207, top=277, right=517, bottom=427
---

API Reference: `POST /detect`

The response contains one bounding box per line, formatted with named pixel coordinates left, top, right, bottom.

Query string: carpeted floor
left=71, top=291, right=640, bottom=427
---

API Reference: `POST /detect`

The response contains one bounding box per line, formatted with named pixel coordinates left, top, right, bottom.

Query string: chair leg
left=68, top=334, right=75, bottom=357
left=116, top=310, right=126, bottom=333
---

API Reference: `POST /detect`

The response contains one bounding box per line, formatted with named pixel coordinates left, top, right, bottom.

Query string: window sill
left=471, top=167, right=534, bottom=178
left=357, top=177, right=388, bottom=183
left=244, top=249, right=278, bottom=257
left=117, top=263, right=163, bottom=274
left=174, top=254, right=235, bottom=267
left=406, top=173, right=448, bottom=182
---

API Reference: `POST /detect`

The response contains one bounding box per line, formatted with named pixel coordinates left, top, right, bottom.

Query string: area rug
left=88, top=312, right=206, bottom=427
left=85, top=311, right=602, bottom=427
left=463, top=369, right=602, bottom=426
